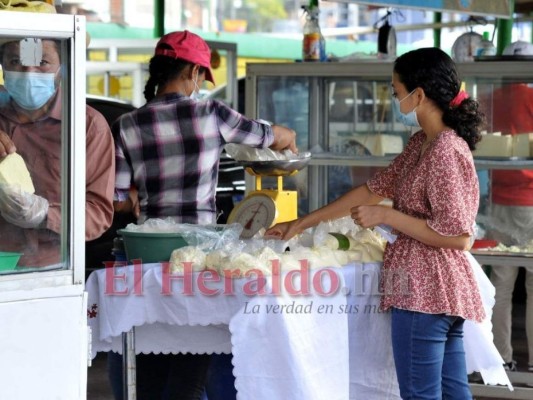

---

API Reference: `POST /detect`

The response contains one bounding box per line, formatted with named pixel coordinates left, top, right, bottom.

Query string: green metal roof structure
left=87, top=22, right=413, bottom=60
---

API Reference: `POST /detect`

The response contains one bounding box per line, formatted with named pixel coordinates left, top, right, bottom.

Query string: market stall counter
left=86, top=260, right=401, bottom=399
left=86, top=219, right=512, bottom=399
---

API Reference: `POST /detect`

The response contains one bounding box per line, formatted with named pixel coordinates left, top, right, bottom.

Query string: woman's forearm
left=385, top=208, right=471, bottom=250
left=299, top=184, right=383, bottom=231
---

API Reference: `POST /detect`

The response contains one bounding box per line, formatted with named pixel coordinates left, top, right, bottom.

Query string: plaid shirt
left=113, top=93, right=274, bottom=224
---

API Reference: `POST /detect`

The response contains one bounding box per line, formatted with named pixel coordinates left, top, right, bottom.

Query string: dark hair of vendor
left=143, top=54, right=207, bottom=102
left=394, top=47, right=485, bottom=150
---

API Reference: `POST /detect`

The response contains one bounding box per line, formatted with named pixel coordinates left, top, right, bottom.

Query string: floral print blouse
left=367, top=130, right=485, bottom=322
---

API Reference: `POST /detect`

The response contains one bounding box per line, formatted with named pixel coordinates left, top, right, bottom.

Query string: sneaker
left=504, top=360, right=517, bottom=371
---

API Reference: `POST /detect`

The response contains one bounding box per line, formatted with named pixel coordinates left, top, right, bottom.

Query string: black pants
left=205, top=354, right=237, bottom=400
left=108, top=352, right=210, bottom=400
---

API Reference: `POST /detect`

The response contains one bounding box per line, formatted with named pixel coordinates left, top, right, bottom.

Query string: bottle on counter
left=476, top=31, right=496, bottom=57
left=302, top=0, right=326, bottom=62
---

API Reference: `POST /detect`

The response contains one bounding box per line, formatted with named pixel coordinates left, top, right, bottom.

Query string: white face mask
left=189, top=71, right=201, bottom=100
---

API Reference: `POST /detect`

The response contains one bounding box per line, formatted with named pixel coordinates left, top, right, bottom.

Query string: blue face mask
left=392, top=89, right=420, bottom=128
left=3, top=70, right=57, bottom=110
left=0, top=91, right=9, bottom=107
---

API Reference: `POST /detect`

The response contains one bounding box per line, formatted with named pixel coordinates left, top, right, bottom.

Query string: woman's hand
left=350, top=205, right=390, bottom=229
left=265, top=219, right=304, bottom=240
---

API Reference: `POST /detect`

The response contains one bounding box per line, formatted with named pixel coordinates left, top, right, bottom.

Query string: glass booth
left=0, top=11, right=89, bottom=399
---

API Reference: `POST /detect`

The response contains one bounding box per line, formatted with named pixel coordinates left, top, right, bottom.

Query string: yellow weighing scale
left=227, top=154, right=311, bottom=238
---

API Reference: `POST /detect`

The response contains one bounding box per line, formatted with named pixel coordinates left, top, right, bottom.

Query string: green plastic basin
left=117, top=229, right=188, bottom=264
left=0, top=252, right=22, bottom=272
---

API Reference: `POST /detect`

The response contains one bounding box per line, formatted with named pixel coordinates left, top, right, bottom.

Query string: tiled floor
left=87, top=302, right=529, bottom=400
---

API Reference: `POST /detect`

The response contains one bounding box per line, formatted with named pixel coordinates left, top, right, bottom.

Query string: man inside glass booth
left=0, top=37, right=114, bottom=268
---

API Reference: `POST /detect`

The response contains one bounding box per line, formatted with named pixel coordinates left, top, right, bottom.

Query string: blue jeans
left=391, top=308, right=472, bottom=400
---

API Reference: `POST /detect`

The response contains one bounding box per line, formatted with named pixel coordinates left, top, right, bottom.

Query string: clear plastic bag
left=0, top=183, right=48, bottom=229
left=124, top=218, right=244, bottom=251
left=180, top=223, right=243, bottom=251
left=224, top=143, right=299, bottom=161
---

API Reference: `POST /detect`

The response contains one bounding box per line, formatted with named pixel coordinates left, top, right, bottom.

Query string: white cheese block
left=0, top=153, right=35, bottom=193
left=512, top=134, right=530, bottom=157
left=351, top=133, right=404, bottom=156
left=473, top=133, right=512, bottom=157
left=169, top=246, right=206, bottom=273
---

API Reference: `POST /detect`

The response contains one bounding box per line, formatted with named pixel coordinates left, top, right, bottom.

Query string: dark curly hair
left=393, top=47, right=485, bottom=150
left=143, top=52, right=207, bottom=102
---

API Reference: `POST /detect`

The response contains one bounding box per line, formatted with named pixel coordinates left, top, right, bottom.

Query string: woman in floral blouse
left=266, top=47, right=486, bottom=399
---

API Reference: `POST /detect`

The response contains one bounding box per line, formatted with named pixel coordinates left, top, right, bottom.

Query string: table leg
left=122, top=327, right=136, bottom=400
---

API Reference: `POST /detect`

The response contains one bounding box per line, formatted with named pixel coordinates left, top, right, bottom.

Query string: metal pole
left=122, top=328, right=136, bottom=400
left=531, top=12, right=533, bottom=43
left=496, top=17, right=514, bottom=55
left=433, top=12, right=441, bottom=48
left=496, top=0, right=514, bottom=55
left=154, top=0, right=165, bottom=38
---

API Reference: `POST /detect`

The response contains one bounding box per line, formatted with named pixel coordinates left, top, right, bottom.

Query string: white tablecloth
left=86, top=259, right=510, bottom=399
left=342, top=263, right=401, bottom=399
left=87, top=263, right=353, bottom=400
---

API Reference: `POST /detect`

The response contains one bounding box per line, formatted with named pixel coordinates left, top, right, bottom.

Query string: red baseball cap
left=155, top=30, right=215, bottom=84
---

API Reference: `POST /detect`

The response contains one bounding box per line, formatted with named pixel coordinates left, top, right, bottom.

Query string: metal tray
left=474, top=55, right=533, bottom=62
left=471, top=250, right=533, bottom=257
left=239, top=153, right=312, bottom=177
left=474, top=156, right=533, bottom=161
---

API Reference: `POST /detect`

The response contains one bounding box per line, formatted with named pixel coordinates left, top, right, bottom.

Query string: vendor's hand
left=0, top=130, right=16, bottom=158
left=129, top=188, right=140, bottom=219
left=264, top=219, right=303, bottom=241
left=0, top=184, right=49, bottom=229
left=270, top=125, right=298, bottom=154
left=113, top=187, right=140, bottom=219
left=350, top=205, right=389, bottom=229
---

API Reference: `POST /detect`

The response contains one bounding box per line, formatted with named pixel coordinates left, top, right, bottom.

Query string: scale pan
left=239, top=152, right=311, bottom=177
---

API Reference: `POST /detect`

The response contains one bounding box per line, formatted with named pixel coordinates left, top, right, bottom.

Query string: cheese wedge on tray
left=0, top=153, right=35, bottom=194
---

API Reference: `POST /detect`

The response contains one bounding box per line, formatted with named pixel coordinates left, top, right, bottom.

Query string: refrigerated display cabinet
left=244, top=59, right=533, bottom=397
left=244, top=60, right=533, bottom=263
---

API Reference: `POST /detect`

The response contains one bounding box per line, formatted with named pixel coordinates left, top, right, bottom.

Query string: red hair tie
left=450, top=90, right=469, bottom=108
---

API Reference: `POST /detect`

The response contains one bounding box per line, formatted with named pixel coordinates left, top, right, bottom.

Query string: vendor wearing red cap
left=110, top=30, right=297, bottom=399
left=113, top=30, right=296, bottom=224
left=153, top=30, right=216, bottom=84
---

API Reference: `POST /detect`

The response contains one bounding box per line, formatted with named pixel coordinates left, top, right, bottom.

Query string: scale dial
left=227, top=194, right=277, bottom=239
left=452, top=32, right=483, bottom=62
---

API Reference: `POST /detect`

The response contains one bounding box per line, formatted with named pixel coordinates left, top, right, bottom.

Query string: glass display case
left=0, top=12, right=89, bottom=399
left=0, top=13, right=87, bottom=283
left=244, top=61, right=533, bottom=266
